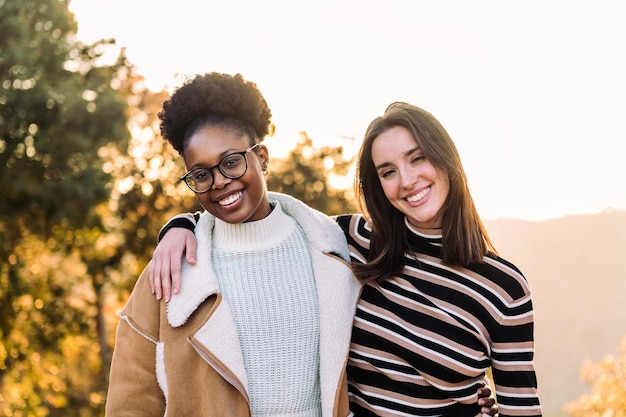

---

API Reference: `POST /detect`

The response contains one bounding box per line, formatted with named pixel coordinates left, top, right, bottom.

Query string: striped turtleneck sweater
left=212, top=202, right=322, bottom=417
left=335, top=214, right=542, bottom=417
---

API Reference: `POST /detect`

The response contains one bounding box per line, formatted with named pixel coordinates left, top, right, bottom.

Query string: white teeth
left=219, top=191, right=242, bottom=206
left=406, top=187, right=429, bottom=203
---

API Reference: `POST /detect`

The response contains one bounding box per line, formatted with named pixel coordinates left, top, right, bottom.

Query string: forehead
left=371, top=126, right=419, bottom=164
left=184, top=126, right=250, bottom=164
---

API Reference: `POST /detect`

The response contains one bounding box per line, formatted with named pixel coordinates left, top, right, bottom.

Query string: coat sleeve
left=105, top=265, right=166, bottom=416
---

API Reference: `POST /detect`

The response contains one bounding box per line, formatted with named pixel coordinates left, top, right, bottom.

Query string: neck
left=212, top=202, right=296, bottom=250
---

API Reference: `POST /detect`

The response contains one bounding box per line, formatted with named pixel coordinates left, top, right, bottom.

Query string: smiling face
left=183, top=125, right=271, bottom=223
left=371, top=126, right=450, bottom=229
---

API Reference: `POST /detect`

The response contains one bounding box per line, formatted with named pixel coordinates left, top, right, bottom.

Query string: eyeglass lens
left=185, top=153, right=247, bottom=192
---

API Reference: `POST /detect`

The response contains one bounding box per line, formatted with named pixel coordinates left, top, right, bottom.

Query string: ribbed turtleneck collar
left=405, top=217, right=443, bottom=245
left=212, top=201, right=297, bottom=251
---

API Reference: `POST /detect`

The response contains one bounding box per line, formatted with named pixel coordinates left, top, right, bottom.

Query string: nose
left=400, top=168, right=418, bottom=189
left=210, top=167, right=230, bottom=189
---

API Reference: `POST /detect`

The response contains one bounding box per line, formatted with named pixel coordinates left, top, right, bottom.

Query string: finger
left=161, top=255, right=173, bottom=302
left=152, top=258, right=163, bottom=300
left=171, top=250, right=183, bottom=295
left=477, top=388, right=491, bottom=400
left=148, top=260, right=156, bottom=295
left=482, top=405, right=498, bottom=416
left=478, top=397, right=494, bottom=406
left=186, top=233, right=198, bottom=265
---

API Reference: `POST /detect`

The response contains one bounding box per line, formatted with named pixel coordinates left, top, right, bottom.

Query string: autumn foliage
left=566, top=338, right=626, bottom=417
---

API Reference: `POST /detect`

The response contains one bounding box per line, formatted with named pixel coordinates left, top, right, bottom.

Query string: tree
left=566, top=337, right=626, bottom=417
left=267, top=131, right=356, bottom=215
left=0, top=0, right=137, bottom=414
left=0, top=0, right=129, bottom=234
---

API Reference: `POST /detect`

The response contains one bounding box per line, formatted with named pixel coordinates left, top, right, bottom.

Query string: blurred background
left=1, top=0, right=624, bottom=416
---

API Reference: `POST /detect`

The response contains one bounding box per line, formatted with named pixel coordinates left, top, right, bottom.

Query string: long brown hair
left=353, top=102, right=496, bottom=282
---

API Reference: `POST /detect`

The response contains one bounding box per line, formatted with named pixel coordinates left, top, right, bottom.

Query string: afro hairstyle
left=158, top=72, right=274, bottom=155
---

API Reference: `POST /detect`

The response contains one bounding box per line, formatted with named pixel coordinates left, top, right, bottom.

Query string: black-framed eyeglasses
left=180, top=143, right=260, bottom=193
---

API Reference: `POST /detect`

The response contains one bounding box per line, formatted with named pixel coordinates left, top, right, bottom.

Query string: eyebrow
left=188, top=147, right=242, bottom=171
left=217, top=148, right=240, bottom=158
left=374, top=145, right=421, bottom=170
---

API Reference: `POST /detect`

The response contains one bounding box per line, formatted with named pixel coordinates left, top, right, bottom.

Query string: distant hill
left=484, top=209, right=626, bottom=416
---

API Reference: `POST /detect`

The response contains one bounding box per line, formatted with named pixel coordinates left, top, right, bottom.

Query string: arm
left=491, top=293, right=541, bottom=417
left=148, top=213, right=199, bottom=301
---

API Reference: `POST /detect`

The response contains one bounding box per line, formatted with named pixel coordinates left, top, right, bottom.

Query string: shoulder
left=473, top=254, right=532, bottom=301
left=270, top=192, right=335, bottom=232
left=334, top=213, right=370, bottom=237
left=269, top=192, right=351, bottom=259
left=268, top=192, right=329, bottom=220
left=333, top=214, right=372, bottom=263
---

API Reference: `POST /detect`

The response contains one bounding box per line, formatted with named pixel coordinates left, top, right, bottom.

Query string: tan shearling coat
left=105, top=192, right=362, bottom=417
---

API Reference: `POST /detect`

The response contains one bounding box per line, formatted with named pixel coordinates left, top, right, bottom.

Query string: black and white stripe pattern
left=335, top=214, right=542, bottom=417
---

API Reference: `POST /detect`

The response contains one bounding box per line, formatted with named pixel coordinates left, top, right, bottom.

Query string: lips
left=405, top=186, right=430, bottom=203
left=218, top=191, right=242, bottom=206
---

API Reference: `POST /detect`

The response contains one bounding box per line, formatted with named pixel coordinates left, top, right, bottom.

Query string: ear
left=257, top=144, right=269, bottom=169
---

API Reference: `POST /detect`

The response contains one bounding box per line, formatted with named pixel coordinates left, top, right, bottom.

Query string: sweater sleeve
left=105, top=266, right=166, bottom=416
left=487, top=266, right=542, bottom=417
left=157, top=212, right=200, bottom=242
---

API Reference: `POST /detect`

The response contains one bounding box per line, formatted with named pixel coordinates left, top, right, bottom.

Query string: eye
left=192, top=169, right=210, bottom=182
left=411, top=154, right=425, bottom=164
left=221, top=154, right=244, bottom=170
left=378, top=169, right=396, bottom=179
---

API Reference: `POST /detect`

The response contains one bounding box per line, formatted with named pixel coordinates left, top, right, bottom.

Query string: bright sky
left=69, top=0, right=626, bottom=221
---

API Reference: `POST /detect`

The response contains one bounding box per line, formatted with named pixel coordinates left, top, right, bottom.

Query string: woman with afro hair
left=105, top=72, right=362, bottom=416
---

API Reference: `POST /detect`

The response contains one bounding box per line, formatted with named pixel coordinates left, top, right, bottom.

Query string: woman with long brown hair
left=334, top=102, right=541, bottom=416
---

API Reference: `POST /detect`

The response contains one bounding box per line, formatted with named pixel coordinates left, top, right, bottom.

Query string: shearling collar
left=166, top=192, right=350, bottom=327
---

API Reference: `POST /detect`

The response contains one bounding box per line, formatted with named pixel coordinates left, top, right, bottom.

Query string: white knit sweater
left=212, top=202, right=322, bottom=417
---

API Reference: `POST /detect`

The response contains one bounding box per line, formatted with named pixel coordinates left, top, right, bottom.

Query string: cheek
left=435, top=170, right=450, bottom=196
left=247, top=157, right=265, bottom=178
left=247, top=164, right=265, bottom=183
left=242, top=166, right=267, bottom=194
left=379, top=179, right=397, bottom=200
